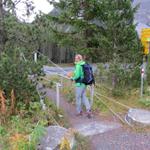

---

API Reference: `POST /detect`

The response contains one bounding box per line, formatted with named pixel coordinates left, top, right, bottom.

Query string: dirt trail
left=44, top=88, right=150, bottom=150
left=45, top=88, right=118, bottom=126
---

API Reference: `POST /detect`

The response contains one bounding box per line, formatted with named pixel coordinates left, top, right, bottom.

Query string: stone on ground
left=74, top=121, right=121, bottom=137
left=125, top=108, right=150, bottom=126
left=38, top=126, right=75, bottom=150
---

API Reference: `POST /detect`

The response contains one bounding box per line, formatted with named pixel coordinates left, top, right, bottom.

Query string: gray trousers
left=75, top=86, right=91, bottom=113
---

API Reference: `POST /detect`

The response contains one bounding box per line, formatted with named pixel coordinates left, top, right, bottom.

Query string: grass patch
left=60, top=76, right=150, bottom=117
left=0, top=97, right=69, bottom=150
left=72, top=133, right=91, bottom=150
left=139, top=97, right=150, bottom=107
left=39, top=75, right=61, bottom=89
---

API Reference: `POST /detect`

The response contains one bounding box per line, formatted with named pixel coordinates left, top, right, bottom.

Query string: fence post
left=90, top=85, right=94, bottom=106
left=34, top=52, right=37, bottom=63
left=56, top=83, right=62, bottom=109
left=140, top=66, right=145, bottom=97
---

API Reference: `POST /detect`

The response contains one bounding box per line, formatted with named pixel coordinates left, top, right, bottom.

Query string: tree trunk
left=0, top=0, right=6, bottom=54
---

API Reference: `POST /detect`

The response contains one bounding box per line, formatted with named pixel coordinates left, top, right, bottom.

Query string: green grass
left=59, top=76, right=150, bottom=116
left=40, top=74, right=150, bottom=132
left=0, top=97, right=69, bottom=150
left=72, top=133, right=91, bottom=150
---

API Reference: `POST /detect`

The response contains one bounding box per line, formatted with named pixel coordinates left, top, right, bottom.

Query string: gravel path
left=90, top=128, right=150, bottom=150
left=44, top=87, right=150, bottom=150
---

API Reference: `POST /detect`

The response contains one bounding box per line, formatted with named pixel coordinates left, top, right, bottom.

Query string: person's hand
left=67, top=72, right=73, bottom=78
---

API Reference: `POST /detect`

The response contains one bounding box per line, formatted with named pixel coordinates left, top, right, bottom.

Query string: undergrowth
left=72, top=133, right=91, bottom=150
left=0, top=98, right=67, bottom=150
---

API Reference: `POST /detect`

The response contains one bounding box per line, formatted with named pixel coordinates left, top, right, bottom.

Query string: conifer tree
left=47, top=0, right=141, bottom=62
left=0, top=0, right=34, bottom=53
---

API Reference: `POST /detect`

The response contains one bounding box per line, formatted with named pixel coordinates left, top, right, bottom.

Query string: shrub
left=0, top=48, right=45, bottom=119
left=97, top=60, right=141, bottom=96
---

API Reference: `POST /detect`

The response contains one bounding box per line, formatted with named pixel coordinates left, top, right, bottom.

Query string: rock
left=125, top=108, right=150, bottom=126
left=38, top=126, right=75, bottom=150
left=74, top=121, right=121, bottom=137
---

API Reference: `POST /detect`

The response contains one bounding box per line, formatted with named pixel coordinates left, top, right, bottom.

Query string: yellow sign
left=141, top=28, right=150, bottom=55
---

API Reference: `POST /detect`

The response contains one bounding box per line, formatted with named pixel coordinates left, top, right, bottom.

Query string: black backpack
left=81, top=63, right=95, bottom=85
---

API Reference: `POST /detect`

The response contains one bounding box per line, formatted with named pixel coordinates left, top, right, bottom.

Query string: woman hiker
left=68, top=54, right=92, bottom=118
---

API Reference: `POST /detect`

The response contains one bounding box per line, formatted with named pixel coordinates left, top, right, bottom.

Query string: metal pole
left=140, top=67, right=144, bottom=97
left=140, top=53, right=148, bottom=97
left=56, top=83, right=61, bottom=109
left=34, top=52, right=37, bottom=63
left=90, top=85, right=94, bottom=106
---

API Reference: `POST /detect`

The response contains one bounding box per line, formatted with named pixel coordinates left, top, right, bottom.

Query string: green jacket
left=72, top=61, right=86, bottom=87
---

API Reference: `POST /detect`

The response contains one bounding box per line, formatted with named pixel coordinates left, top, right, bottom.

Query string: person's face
left=75, top=56, right=80, bottom=62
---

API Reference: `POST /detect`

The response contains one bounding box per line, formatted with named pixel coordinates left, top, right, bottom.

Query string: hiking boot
left=86, top=110, right=92, bottom=119
left=76, top=111, right=83, bottom=116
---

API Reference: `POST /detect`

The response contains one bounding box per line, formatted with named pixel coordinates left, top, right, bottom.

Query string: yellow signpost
left=141, top=28, right=150, bottom=55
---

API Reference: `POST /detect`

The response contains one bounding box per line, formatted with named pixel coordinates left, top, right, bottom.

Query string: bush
left=0, top=48, right=45, bottom=118
left=73, top=133, right=91, bottom=150
left=97, top=60, right=141, bottom=96
left=139, top=97, right=150, bottom=107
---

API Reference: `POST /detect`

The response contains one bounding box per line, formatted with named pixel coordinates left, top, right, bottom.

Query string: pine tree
left=99, top=0, right=141, bottom=63
left=47, top=0, right=141, bottom=62
left=0, top=0, right=6, bottom=54
left=0, top=0, right=34, bottom=54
